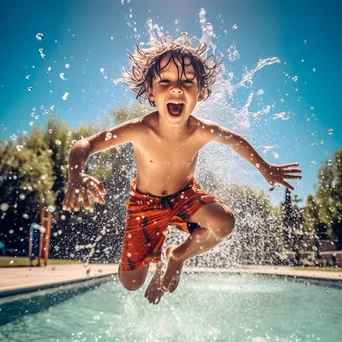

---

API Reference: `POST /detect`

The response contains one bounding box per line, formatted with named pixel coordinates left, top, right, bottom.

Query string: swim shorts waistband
left=130, top=177, right=196, bottom=199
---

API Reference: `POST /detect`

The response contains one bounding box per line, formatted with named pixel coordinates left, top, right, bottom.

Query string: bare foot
left=160, top=245, right=184, bottom=293
left=144, top=262, right=165, bottom=305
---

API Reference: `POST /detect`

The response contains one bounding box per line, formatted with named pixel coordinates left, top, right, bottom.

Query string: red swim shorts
left=120, top=177, right=225, bottom=271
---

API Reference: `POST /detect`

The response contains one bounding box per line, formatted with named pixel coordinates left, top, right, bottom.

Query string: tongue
left=168, top=103, right=183, bottom=115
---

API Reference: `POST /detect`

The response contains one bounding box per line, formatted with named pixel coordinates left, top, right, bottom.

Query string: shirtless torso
left=130, top=112, right=209, bottom=196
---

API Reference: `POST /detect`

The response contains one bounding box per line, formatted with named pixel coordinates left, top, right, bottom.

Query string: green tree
left=304, top=194, right=326, bottom=240
left=0, top=129, right=55, bottom=254
left=315, top=150, right=342, bottom=247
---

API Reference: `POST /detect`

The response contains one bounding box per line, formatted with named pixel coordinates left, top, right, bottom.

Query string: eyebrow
left=160, top=71, right=196, bottom=77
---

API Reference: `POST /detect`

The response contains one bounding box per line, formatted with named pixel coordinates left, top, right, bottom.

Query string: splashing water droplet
left=55, top=140, right=61, bottom=145
left=47, top=205, right=56, bottom=212
left=26, top=75, right=30, bottom=80
left=113, top=78, right=121, bottom=85
left=36, top=33, right=43, bottom=41
left=28, top=86, right=32, bottom=92
left=0, top=203, right=9, bottom=211
left=328, top=129, right=333, bottom=135
left=65, top=64, right=70, bottom=69
left=312, top=68, right=316, bottom=72
left=60, top=73, right=65, bottom=80
left=232, top=24, right=238, bottom=30
left=39, top=48, right=45, bottom=59
left=175, top=19, right=179, bottom=24
left=62, top=92, right=69, bottom=100
left=292, top=76, right=298, bottom=82
left=310, top=161, right=316, bottom=167
left=16, top=145, right=24, bottom=152
left=29, top=121, right=34, bottom=126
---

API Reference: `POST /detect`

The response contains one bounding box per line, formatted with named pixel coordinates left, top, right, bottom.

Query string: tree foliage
left=313, top=150, right=342, bottom=247
left=0, top=128, right=55, bottom=254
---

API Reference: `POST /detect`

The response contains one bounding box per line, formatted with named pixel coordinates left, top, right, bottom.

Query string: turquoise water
left=0, top=273, right=341, bottom=341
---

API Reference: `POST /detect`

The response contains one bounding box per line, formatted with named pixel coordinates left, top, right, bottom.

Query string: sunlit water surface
left=0, top=273, right=341, bottom=341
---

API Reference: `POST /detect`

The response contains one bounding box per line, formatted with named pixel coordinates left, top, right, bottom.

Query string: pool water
left=0, top=273, right=341, bottom=341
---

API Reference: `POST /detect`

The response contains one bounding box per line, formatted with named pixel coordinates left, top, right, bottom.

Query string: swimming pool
left=0, top=273, right=341, bottom=341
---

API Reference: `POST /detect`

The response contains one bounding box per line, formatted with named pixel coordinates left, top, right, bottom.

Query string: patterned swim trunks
left=120, top=177, right=225, bottom=271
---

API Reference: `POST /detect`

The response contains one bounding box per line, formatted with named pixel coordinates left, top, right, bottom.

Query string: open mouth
left=167, top=103, right=184, bottom=116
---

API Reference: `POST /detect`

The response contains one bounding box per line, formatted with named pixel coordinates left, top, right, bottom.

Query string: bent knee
left=121, top=280, right=144, bottom=291
left=215, top=210, right=235, bottom=239
left=118, top=264, right=148, bottom=291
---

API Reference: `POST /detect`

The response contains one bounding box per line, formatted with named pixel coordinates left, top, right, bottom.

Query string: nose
left=170, top=85, right=183, bottom=95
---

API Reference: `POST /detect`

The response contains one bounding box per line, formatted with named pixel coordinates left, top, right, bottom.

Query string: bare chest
left=133, top=138, right=199, bottom=168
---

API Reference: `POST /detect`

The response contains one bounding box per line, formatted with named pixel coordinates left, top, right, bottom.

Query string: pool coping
left=1, top=264, right=341, bottom=299
left=0, top=273, right=115, bottom=299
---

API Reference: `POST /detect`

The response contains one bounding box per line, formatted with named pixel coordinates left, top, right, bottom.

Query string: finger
left=82, top=191, right=91, bottom=210
left=98, top=195, right=106, bottom=205
left=283, top=175, right=302, bottom=180
left=281, top=180, right=294, bottom=191
left=71, top=190, right=80, bottom=212
left=281, top=163, right=299, bottom=168
left=282, top=169, right=302, bottom=173
left=63, top=189, right=69, bottom=202
left=92, top=179, right=107, bottom=195
left=63, top=191, right=72, bottom=211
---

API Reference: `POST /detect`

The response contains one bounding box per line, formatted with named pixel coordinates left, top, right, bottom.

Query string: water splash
left=71, top=8, right=286, bottom=266
left=36, top=33, right=43, bottom=41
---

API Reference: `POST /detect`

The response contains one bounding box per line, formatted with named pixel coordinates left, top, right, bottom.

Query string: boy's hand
left=261, top=162, right=302, bottom=191
left=62, top=174, right=107, bottom=212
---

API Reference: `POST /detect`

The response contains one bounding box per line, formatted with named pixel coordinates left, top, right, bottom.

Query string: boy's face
left=147, top=56, right=206, bottom=128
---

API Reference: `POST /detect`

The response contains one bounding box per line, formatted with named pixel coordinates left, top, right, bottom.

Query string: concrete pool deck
left=1, top=264, right=341, bottom=297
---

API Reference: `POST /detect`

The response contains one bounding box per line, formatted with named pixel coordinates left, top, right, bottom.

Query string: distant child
left=62, top=36, right=302, bottom=304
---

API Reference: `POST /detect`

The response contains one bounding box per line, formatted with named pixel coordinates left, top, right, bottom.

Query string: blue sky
left=1, top=0, right=341, bottom=206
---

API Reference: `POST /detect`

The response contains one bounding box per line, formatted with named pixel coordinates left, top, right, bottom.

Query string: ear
left=197, top=88, right=206, bottom=102
left=146, top=86, right=154, bottom=101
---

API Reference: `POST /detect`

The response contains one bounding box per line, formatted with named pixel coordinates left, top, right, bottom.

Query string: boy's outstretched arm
left=207, top=122, right=302, bottom=191
left=62, top=119, right=141, bottom=211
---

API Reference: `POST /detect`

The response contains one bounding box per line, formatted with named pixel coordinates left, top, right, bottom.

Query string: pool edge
left=0, top=273, right=115, bottom=299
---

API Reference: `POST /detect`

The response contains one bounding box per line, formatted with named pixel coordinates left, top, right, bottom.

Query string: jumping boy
left=62, top=37, right=302, bottom=304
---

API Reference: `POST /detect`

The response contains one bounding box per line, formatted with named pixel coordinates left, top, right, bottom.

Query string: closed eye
left=182, top=80, right=194, bottom=84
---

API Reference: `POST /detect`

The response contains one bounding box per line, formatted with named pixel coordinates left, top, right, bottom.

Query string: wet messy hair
left=122, top=34, right=222, bottom=107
